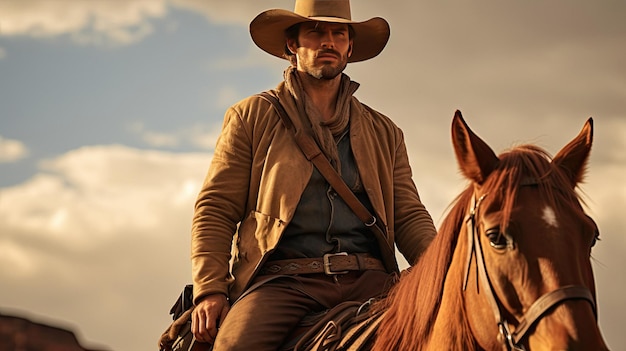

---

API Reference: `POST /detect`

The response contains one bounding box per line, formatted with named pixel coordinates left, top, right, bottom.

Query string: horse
left=161, top=111, right=609, bottom=351
left=295, top=111, right=608, bottom=351
left=371, top=111, right=608, bottom=350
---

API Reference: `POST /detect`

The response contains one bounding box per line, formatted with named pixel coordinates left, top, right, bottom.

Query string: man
left=190, top=0, right=437, bottom=350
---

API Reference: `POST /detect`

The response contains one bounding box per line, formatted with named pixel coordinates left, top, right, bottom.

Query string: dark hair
left=283, top=23, right=301, bottom=65
left=283, top=22, right=355, bottom=66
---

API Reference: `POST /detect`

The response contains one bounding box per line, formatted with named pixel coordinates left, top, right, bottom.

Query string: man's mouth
left=317, top=50, right=339, bottom=60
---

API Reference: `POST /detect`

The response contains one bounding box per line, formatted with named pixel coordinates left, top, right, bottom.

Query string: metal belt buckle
left=323, top=252, right=349, bottom=275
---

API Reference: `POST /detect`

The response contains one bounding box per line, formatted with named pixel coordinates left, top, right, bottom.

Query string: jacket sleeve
left=392, top=130, right=437, bottom=265
left=191, top=106, right=252, bottom=304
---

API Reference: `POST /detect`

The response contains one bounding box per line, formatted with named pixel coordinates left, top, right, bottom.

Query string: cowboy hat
left=249, top=0, right=390, bottom=63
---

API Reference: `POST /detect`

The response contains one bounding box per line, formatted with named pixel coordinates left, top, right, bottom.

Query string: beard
left=308, top=62, right=347, bottom=80
left=301, top=50, right=348, bottom=80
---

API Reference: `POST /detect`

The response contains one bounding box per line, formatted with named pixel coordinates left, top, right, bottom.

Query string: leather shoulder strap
left=256, top=92, right=378, bottom=228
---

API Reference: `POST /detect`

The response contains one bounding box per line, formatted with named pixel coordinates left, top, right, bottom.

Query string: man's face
left=289, top=22, right=353, bottom=80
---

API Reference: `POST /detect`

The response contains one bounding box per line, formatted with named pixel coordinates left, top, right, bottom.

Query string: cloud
left=208, top=46, right=280, bottom=71
left=348, top=2, right=626, bottom=128
left=215, top=86, right=242, bottom=110
left=126, top=121, right=180, bottom=147
left=0, top=136, right=29, bottom=163
left=1, top=145, right=210, bottom=251
left=0, top=144, right=212, bottom=350
left=187, top=122, right=223, bottom=150
left=126, top=121, right=221, bottom=150
left=0, top=0, right=167, bottom=45
left=1, top=2, right=624, bottom=350
left=0, top=46, right=6, bottom=59
left=170, top=0, right=292, bottom=26
left=0, top=0, right=291, bottom=46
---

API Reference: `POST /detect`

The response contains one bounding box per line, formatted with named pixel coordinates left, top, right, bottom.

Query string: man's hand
left=191, top=293, right=230, bottom=344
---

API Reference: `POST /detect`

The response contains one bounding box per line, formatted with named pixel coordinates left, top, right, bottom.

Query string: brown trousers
left=212, top=270, right=394, bottom=351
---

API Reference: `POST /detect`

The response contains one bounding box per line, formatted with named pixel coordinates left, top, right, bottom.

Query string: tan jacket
left=191, top=82, right=436, bottom=303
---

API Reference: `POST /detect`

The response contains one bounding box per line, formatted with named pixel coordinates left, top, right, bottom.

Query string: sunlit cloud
left=585, top=159, right=626, bottom=242
left=127, top=121, right=179, bottom=147
left=209, top=47, right=280, bottom=71
left=0, top=0, right=167, bottom=46
left=187, top=122, right=222, bottom=150
left=126, top=121, right=220, bottom=150
left=0, top=144, right=212, bottom=350
left=129, top=121, right=181, bottom=148
left=0, top=145, right=210, bottom=251
left=0, top=136, right=29, bottom=163
left=0, top=0, right=289, bottom=46
left=215, top=86, right=242, bottom=110
left=0, top=238, right=37, bottom=276
left=1, top=2, right=624, bottom=350
left=600, top=119, right=626, bottom=162
left=170, top=0, right=291, bottom=26
left=142, top=131, right=180, bottom=148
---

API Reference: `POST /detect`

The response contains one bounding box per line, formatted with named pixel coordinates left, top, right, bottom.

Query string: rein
left=463, top=192, right=597, bottom=351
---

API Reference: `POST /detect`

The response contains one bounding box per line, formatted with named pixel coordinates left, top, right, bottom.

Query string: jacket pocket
left=229, top=210, right=286, bottom=300
left=232, top=210, right=285, bottom=269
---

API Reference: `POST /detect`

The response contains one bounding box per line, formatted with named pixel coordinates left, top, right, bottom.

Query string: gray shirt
left=268, top=129, right=381, bottom=260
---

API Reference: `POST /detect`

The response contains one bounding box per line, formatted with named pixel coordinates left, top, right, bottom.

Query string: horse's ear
left=552, top=117, right=593, bottom=187
left=451, top=110, right=499, bottom=185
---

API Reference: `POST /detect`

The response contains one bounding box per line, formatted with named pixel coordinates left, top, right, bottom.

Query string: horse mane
left=372, top=187, right=475, bottom=351
left=372, top=144, right=585, bottom=351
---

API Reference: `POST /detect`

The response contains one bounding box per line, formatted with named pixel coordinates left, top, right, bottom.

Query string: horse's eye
left=486, top=227, right=508, bottom=250
left=591, top=232, right=600, bottom=248
left=585, top=214, right=600, bottom=248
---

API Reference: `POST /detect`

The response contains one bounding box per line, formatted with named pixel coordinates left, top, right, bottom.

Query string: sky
left=0, top=1, right=624, bottom=350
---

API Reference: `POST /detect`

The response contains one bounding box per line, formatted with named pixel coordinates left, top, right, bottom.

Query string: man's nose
left=320, top=31, right=335, bottom=49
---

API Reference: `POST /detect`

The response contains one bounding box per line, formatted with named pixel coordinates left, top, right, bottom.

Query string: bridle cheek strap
left=511, top=285, right=596, bottom=345
left=465, top=194, right=598, bottom=351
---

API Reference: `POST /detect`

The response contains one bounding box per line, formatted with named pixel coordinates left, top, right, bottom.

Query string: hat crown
left=294, top=0, right=352, bottom=21
left=249, top=0, right=389, bottom=63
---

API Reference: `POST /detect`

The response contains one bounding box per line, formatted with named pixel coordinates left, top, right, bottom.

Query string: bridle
left=462, top=192, right=598, bottom=351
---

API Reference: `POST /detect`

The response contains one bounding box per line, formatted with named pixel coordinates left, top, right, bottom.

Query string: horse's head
left=452, top=111, right=607, bottom=350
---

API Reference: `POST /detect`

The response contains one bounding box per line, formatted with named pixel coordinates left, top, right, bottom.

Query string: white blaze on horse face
left=542, top=206, right=559, bottom=228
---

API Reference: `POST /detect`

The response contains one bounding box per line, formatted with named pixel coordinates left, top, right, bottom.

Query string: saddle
left=285, top=299, right=385, bottom=351
left=158, top=286, right=384, bottom=351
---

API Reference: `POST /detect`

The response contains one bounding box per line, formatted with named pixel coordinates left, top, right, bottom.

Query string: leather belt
left=259, top=252, right=386, bottom=276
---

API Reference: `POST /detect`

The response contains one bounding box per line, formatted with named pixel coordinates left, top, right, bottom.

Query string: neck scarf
left=283, top=66, right=360, bottom=171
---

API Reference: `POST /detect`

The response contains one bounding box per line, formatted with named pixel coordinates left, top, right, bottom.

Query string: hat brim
left=250, top=9, right=390, bottom=63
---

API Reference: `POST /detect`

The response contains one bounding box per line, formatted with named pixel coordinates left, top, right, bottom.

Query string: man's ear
left=348, top=41, right=353, bottom=57
left=286, top=39, right=297, bottom=54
